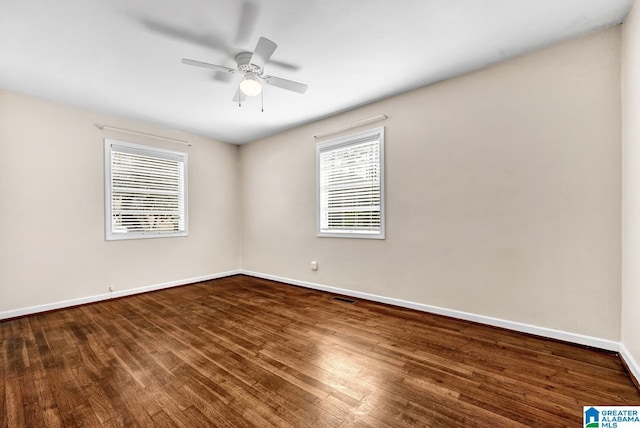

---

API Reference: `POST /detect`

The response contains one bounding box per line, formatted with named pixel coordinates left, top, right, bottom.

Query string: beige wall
left=0, top=26, right=627, bottom=348
left=0, top=89, right=240, bottom=313
left=240, top=28, right=622, bottom=340
left=622, top=2, right=640, bottom=373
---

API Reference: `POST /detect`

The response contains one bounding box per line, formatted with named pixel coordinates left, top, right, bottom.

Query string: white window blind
left=105, top=139, right=188, bottom=240
left=317, top=127, right=385, bottom=239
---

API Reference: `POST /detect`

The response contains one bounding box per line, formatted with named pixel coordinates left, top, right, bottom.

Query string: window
left=317, top=127, right=385, bottom=239
left=104, top=139, right=188, bottom=240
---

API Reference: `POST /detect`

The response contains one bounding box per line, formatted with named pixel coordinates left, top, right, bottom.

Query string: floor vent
left=331, top=296, right=356, bottom=304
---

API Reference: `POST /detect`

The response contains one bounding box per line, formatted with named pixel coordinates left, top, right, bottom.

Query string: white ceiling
left=0, top=0, right=633, bottom=144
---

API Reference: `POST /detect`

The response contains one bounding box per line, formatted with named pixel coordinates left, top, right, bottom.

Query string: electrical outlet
left=109, top=285, right=115, bottom=292
left=310, top=261, right=318, bottom=271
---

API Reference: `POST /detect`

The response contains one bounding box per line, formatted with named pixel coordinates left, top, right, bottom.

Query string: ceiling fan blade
left=268, top=59, right=300, bottom=72
left=213, top=70, right=235, bottom=83
left=264, top=75, right=308, bottom=94
left=235, top=1, right=259, bottom=46
left=141, top=19, right=231, bottom=55
left=233, top=88, right=247, bottom=103
left=181, top=58, right=237, bottom=74
left=250, top=37, right=277, bottom=68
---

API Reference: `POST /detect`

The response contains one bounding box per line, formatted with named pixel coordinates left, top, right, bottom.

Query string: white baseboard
left=240, top=270, right=621, bottom=352
left=0, top=270, right=241, bottom=320
left=620, top=343, right=640, bottom=388
left=2, top=268, right=637, bottom=387
left=240, top=270, right=640, bottom=386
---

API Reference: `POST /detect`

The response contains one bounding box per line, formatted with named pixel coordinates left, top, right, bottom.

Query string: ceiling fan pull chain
left=182, top=37, right=307, bottom=109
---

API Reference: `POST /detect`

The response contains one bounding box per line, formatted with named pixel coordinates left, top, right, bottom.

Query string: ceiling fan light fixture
left=239, top=73, right=262, bottom=97
left=183, top=36, right=308, bottom=102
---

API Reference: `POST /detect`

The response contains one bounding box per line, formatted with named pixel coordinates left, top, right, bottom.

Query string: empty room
left=2, top=0, right=640, bottom=426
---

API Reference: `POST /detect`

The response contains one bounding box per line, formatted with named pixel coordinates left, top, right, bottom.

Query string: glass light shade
left=239, top=75, right=262, bottom=97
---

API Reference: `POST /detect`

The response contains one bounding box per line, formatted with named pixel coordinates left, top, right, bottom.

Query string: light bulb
left=239, top=74, right=262, bottom=97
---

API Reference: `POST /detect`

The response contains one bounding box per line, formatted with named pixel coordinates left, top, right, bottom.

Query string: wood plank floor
left=2, top=275, right=639, bottom=427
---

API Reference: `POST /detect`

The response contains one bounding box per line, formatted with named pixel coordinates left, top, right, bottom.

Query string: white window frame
left=316, top=127, right=385, bottom=239
left=104, top=139, right=188, bottom=240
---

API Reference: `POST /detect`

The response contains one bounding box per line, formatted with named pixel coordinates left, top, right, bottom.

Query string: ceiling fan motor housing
left=182, top=36, right=308, bottom=98
left=236, top=52, right=262, bottom=75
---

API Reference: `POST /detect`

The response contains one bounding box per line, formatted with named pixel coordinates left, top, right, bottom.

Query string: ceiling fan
left=182, top=37, right=308, bottom=103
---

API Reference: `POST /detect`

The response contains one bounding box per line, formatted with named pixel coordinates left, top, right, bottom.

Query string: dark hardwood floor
left=2, top=275, right=639, bottom=427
